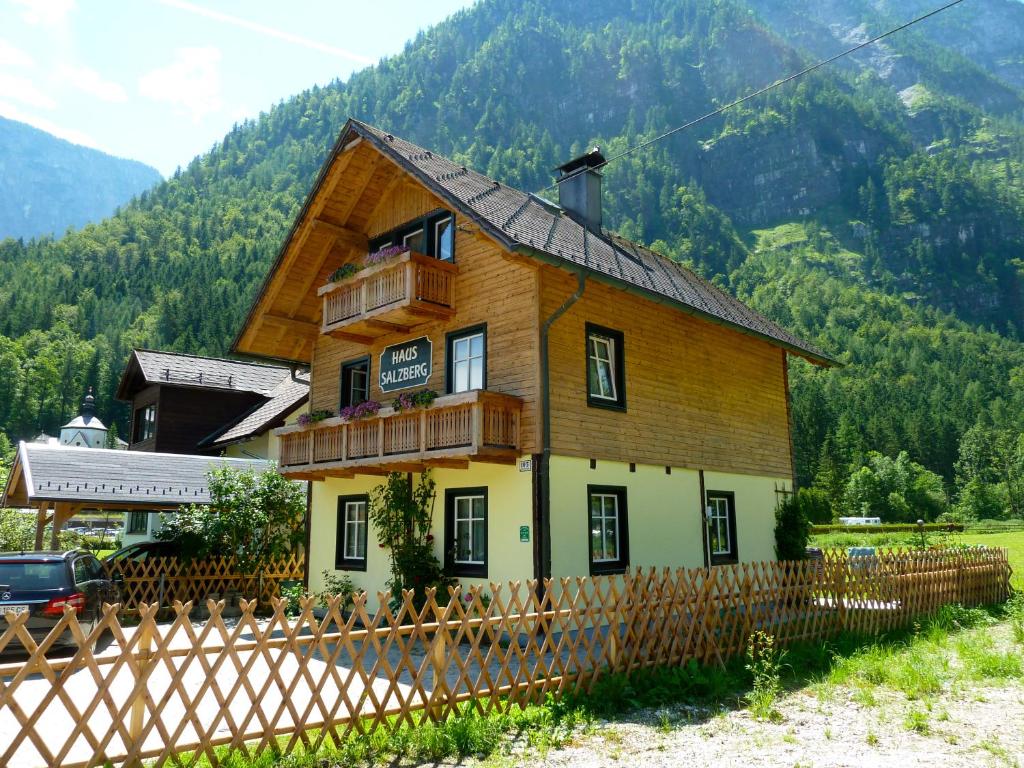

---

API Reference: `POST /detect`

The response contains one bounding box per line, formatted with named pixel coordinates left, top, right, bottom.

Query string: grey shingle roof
left=203, top=372, right=309, bottom=448
left=347, top=120, right=833, bottom=365
left=4, top=443, right=272, bottom=508
left=130, top=349, right=293, bottom=395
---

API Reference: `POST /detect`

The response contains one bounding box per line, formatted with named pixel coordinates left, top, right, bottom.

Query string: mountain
left=0, top=116, right=162, bottom=240
left=1, top=0, right=1023, bottom=505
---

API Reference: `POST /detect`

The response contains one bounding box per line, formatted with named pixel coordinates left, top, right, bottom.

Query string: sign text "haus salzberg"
left=379, top=337, right=432, bottom=393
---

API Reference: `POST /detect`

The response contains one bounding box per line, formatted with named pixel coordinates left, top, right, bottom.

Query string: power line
left=539, top=0, right=967, bottom=193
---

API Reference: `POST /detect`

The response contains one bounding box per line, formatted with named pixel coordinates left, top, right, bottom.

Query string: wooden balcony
left=276, top=390, right=522, bottom=478
left=318, top=251, right=457, bottom=342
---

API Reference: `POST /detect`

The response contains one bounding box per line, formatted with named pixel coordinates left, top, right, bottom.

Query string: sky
left=0, top=0, right=476, bottom=176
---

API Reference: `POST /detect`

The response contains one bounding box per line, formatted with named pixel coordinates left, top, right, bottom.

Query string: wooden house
left=233, top=119, right=834, bottom=603
left=114, top=349, right=308, bottom=543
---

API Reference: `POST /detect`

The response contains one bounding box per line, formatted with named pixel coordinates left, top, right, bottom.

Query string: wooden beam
left=364, top=318, right=412, bottom=333
left=261, top=314, right=319, bottom=336
left=333, top=153, right=383, bottom=227
left=34, top=502, right=50, bottom=551
left=50, top=502, right=76, bottom=550
left=325, top=329, right=376, bottom=344
left=311, top=218, right=368, bottom=249
left=363, top=171, right=406, bottom=227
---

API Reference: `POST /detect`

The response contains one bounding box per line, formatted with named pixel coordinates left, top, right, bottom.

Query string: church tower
left=59, top=388, right=108, bottom=448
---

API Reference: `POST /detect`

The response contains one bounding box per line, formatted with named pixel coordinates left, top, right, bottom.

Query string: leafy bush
left=318, top=570, right=356, bottom=609
left=156, top=465, right=305, bottom=574
left=844, top=451, right=948, bottom=522
left=0, top=509, right=82, bottom=551
left=774, top=493, right=810, bottom=560
left=811, top=522, right=964, bottom=534
left=746, top=632, right=785, bottom=721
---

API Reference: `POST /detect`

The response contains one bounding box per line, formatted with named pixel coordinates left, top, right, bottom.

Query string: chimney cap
left=554, top=147, right=606, bottom=177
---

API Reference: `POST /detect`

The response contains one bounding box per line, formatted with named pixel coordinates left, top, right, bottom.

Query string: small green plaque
left=519, top=525, right=530, bottom=543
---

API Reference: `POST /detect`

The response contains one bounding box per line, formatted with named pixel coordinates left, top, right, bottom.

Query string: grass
left=809, top=529, right=1024, bottom=590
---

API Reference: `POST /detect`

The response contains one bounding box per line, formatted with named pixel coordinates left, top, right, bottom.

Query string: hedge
left=810, top=523, right=964, bottom=534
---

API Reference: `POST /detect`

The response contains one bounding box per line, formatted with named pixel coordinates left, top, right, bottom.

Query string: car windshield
left=0, top=562, right=67, bottom=591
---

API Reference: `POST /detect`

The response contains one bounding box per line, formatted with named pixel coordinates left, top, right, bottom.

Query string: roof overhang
left=233, top=118, right=837, bottom=368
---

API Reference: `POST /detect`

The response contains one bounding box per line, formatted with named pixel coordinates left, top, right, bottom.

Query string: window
left=447, top=325, right=486, bottom=393
left=433, top=216, right=454, bottom=261
left=706, top=491, right=738, bottom=565
left=127, top=511, right=148, bottom=535
left=340, top=358, right=370, bottom=409
left=586, top=324, right=625, bottom=410
left=369, top=210, right=457, bottom=262
left=588, top=485, right=629, bottom=575
left=402, top=227, right=425, bottom=252
left=133, top=404, right=156, bottom=442
left=335, top=495, right=368, bottom=571
left=444, top=488, right=487, bottom=577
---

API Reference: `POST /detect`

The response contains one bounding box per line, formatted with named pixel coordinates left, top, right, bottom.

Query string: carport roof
left=1, top=442, right=272, bottom=509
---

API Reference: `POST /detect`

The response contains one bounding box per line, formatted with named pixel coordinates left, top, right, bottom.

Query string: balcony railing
left=318, top=251, right=457, bottom=340
left=276, top=390, right=522, bottom=476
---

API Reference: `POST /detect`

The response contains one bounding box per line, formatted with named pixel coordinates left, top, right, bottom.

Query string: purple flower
left=365, top=244, right=410, bottom=265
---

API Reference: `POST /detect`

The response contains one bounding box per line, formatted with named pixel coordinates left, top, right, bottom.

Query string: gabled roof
left=116, top=348, right=297, bottom=401
left=235, top=118, right=834, bottom=366
left=201, top=371, right=310, bottom=449
left=1, top=442, right=273, bottom=509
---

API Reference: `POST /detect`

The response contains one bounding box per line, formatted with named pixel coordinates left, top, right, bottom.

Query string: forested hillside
left=1, top=0, right=1023, bottom=519
left=0, top=116, right=161, bottom=240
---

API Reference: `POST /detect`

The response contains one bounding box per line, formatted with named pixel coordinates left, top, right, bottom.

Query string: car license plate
left=1, top=605, right=29, bottom=616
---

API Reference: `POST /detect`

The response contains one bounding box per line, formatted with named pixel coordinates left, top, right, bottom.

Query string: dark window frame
left=369, top=209, right=457, bottom=262
left=335, top=494, right=369, bottom=571
left=585, top=323, right=626, bottom=411
left=445, top=323, right=487, bottom=394
left=133, top=403, right=156, bottom=442
left=587, top=484, right=629, bottom=575
left=127, top=511, right=149, bottom=535
left=444, top=486, right=488, bottom=578
left=705, top=490, right=738, bottom=566
left=339, top=356, right=371, bottom=409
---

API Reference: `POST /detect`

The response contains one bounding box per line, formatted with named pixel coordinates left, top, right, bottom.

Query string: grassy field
left=809, top=529, right=1024, bottom=589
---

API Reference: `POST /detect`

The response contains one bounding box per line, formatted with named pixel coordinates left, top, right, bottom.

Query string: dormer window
left=370, top=210, right=455, bottom=262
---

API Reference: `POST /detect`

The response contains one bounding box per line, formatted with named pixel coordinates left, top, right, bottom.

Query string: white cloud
left=10, top=0, right=75, bottom=27
left=56, top=64, right=127, bottom=102
left=138, top=46, right=223, bottom=123
left=0, top=39, right=34, bottom=69
left=0, top=99, right=100, bottom=149
left=0, top=72, right=56, bottom=109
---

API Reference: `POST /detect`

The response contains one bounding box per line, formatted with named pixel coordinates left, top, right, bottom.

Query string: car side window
left=85, top=556, right=105, bottom=581
left=73, top=558, right=89, bottom=585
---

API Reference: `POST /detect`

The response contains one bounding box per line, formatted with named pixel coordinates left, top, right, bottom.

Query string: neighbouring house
left=114, top=349, right=309, bottom=544
left=0, top=442, right=269, bottom=550
left=232, top=119, right=836, bottom=607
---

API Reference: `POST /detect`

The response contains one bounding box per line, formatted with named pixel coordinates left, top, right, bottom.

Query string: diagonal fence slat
left=0, top=546, right=1012, bottom=768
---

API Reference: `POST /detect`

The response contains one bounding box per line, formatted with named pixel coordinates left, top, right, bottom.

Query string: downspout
left=536, top=269, right=587, bottom=584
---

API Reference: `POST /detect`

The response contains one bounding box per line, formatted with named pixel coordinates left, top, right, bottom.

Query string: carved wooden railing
left=277, top=390, right=522, bottom=472
left=319, top=251, right=457, bottom=333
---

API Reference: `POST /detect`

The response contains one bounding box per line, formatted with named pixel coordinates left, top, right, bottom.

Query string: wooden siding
left=310, top=195, right=541, bottom=454
left=541, top=266, right=793, bottom=478
left=148, top=386, right=265, bottom=455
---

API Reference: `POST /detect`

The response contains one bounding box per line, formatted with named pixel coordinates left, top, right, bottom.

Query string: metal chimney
left=554, top=147, right=606, bottom=232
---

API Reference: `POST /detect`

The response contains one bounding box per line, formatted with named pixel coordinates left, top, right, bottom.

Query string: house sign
left=379, top=336, right=432, bottom=393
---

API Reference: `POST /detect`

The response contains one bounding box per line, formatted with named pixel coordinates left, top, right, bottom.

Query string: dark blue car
left=0, top=550, right=117, bottom=653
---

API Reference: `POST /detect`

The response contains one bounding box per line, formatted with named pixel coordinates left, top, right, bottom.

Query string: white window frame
left=453, top=495, right=486, bottom=565
left=709, top=496, right=732, bottom=556
left=451, top=331, right=484, bottom=393
left=590, top=493, right=620, bottom=563
left=402, top=227, right=425, bottom=252
left=588, top=333, right=618, bottom=401
left=433, top=215, right=454, bottom=261
left=343, top=500, right=367, bottom=561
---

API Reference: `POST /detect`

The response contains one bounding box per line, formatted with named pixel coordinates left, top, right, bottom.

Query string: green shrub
left=775, top=493, right=810, bottom=560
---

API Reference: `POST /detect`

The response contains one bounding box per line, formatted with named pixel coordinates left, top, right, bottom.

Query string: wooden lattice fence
left=102, top=553, right=305, bottom=610
left=0, top=547, right=1012, bottom=768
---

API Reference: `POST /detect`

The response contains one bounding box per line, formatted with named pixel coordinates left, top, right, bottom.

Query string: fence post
left=127, top=612, right=155, bottom=764
left=430, top=626, right=447, bottom=722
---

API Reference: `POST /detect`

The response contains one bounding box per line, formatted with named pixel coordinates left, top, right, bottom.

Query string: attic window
left=370, top=209, right=455, bottom=262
